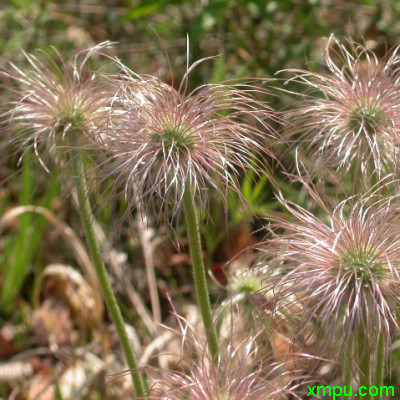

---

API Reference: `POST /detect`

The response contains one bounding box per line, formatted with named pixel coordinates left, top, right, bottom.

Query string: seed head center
left=340, top=250, right=384, bottom=284
left=56, top=98, right=88, bottom=130
left=230, top=272, right=262, bottom=294
left=151, top=124, right=196, bottom=151
left=348, top=101, right=388, bottom=135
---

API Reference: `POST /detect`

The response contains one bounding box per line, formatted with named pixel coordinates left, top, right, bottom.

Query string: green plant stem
left=343, top=349, right=352, bottom=399
left=357, top=328, right=371, bottom=400
left=73, top=153, right=145, bottom=398
left=374, top=334, right=385, bottom=400
left=182, top=185, right=219, bottom=361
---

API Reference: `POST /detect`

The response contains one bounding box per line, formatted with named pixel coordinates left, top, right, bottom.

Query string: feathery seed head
left=261, top=185, right=400, bottom=361
left=283, top=35, right=400, bottom=181
left=2, top=43, right=113, bottom=169
left=97, top=59, right=277, bottom=220
left=148, top=314, right=299, bottom=400
left=230, top=270, right=263, bottom=295
left=227, top=265, right=268, bottom=296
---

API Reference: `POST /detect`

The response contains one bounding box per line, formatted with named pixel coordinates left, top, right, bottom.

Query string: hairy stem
left=73, top=153, right=146, bottom=397
left=182, top=185, right=219, bottom=361
left=374, top=334, right=385, bottom=399
left=357, top=328, right=371, bottom=400
left=343, top=348, right=352, bottom=399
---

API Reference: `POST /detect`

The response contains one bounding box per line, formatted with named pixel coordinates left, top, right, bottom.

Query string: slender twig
left=136, top=212, right=162, bottom=326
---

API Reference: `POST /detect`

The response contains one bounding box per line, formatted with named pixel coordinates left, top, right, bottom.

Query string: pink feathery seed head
left=146, top=313, right=304, bottom=400
left=1, top=42, right=114, bottom=171
left=260, top=182, right=400, bottom=365
left=95, top=57, right=278, bottom=221
left=282, top=34, right=400, bottom=182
